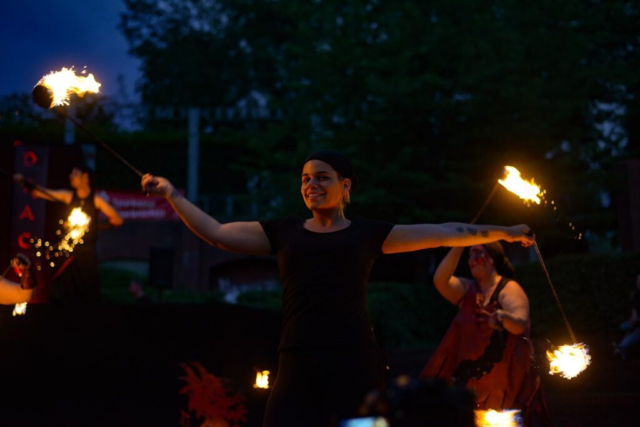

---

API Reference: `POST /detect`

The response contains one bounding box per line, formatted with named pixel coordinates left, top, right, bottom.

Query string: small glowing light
left=12, top=302, right=27, bottom=316
left=475, top=409, right=522, bottom=427
left=254, top=370, right=270, bottom=389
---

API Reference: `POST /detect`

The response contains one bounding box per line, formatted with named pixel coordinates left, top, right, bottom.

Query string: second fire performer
left=14, top=166, right=123, bottom=304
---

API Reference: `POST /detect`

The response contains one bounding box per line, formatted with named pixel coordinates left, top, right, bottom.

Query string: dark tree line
left=3, top=0, right=639, bottom=252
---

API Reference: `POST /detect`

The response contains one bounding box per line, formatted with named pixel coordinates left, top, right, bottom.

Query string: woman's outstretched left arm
left=382, top=222, right=533, bottom=254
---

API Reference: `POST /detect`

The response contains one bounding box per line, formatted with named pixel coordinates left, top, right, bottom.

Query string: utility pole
left=187, top=107, right=200, bottom=202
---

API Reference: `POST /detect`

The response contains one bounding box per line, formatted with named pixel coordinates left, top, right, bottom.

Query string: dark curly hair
left=482, top=241, right=515, bottom=279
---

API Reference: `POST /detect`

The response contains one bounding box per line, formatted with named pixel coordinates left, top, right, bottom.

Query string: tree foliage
left=11, top=0, right=632, bottom=251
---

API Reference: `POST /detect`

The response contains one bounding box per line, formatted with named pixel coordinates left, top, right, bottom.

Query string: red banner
left=97, top=189, right=181, bottom=221
left=11, top=144, right=50, bottom=302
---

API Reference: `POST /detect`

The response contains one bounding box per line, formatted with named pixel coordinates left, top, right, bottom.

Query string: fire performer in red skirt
left=14, top=166, right=123, bottom=304
left=142, top=150, right=535, bottom=427
left=0, top=253, right=37, bottom=304
left=420, top=243, right=551, bottom=426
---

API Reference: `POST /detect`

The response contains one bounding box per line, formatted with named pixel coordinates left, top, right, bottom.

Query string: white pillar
left=187, top=107, right=200, bottom=202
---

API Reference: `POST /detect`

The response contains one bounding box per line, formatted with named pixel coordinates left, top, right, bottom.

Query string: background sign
left=98, top=189, right=182, bottom=221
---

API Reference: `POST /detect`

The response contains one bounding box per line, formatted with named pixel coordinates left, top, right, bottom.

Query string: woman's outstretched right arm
left=142, top=174, right=271, bottom=255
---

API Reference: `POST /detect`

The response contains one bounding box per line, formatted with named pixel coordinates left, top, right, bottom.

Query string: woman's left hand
left=480, top=308, right=506, bottom=330
left=490, top=309, right=507, bottom=330
left=506, top=225, right=535, bottom=247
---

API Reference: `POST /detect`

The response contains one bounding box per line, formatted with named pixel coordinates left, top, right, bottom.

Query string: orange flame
left=546, top=343, right=591, bottom=379
left=253, top=370, right=270, bottom=389
left=36, top=67, right=101, bottom=107
left=475, top=409, right=522, bottom=427
left=59, top=207, right=91, bottom=253
left=31, top=208, right=90, bottom=268
left=12, top=302, right=27, bottom=316
left=498, top=166, right=543, bottom=204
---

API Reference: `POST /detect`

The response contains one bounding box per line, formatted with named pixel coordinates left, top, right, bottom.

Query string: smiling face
left=301, top=160, right=350, bottom=213
left=468, top=245, right=496, bottom=280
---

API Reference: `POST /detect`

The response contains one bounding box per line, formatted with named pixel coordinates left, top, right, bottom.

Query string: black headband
left=304, top=150, right=357, bottom=190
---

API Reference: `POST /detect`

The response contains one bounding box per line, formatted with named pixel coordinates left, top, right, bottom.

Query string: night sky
left=1, top=0, right=140, bottom=101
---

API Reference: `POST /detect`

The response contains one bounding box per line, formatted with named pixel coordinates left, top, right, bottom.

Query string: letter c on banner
left=23, top=150, right=38, bottom=167
left=18, top=232, right=32, bottom=249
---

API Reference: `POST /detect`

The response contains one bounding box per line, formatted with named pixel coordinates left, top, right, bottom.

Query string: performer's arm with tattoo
left=382, top=222, right=534, bottom=254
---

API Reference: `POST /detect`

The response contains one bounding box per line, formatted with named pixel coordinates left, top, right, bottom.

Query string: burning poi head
left=32, top=67, right=101, bottom=109
left=498, top=166, right=543, bottom=204
left=31, top=66, right=145, bottom=179
left=546, top=343, right=591, bottom=379
left=59, top=207, right=91, bottom=253
left=33, top=207, right=91, bottom=267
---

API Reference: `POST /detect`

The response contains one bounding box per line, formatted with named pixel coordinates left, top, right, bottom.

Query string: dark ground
left=0, top=304, right=636, bottom=426
left=0, top=304, right=280, bottom=427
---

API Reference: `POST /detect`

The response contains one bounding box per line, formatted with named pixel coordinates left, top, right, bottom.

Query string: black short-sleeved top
left=260, top=216, right=394, bottom=350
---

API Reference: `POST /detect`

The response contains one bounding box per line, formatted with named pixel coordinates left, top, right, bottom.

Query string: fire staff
left=14, top=166, right=123, bottom=304
left=142, top=149, right=535, bottom=427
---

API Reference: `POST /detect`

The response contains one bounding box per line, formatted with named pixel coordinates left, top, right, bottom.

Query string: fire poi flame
left=12, top=302, right=27, bottom=316
left=254, top=370, right=270, bottom=389
left=546, top=343, right=591, bottom=379
left=59, top=207, right=91, bottom=253
left=475, top=409, right=522, bottom=427
left=32, top=208, right=91, bottom=267
left=32, top=67, right=146, bottom=180
left=32, top=66, right=101, bottom=108
left=498, top=166, right=543, bottom=204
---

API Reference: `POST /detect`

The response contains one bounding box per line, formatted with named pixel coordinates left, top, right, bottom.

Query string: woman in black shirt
left=142, top=150, right=534, bottom=427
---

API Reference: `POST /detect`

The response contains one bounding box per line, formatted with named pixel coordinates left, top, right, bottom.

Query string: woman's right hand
left=141, top=173, right=174, bottom=198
